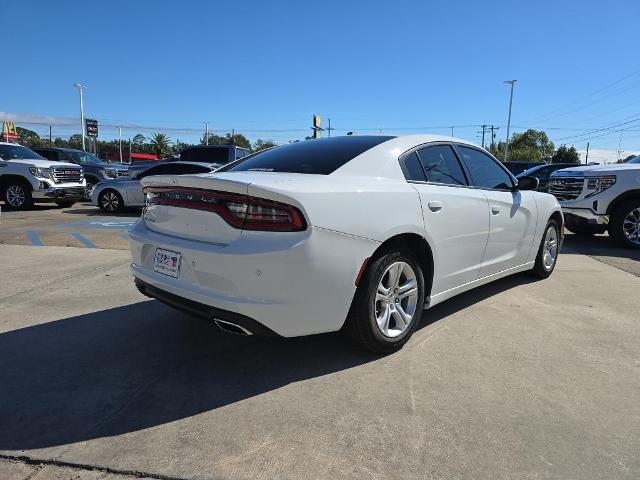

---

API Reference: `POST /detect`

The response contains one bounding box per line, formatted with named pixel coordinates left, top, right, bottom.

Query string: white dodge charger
left=129, top=135, right=562, bottom=352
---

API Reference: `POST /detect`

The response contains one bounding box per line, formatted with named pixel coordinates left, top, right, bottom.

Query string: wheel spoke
left=377, top=304, right=390, bottom=333
left=394, top=305, right=410, bottom=328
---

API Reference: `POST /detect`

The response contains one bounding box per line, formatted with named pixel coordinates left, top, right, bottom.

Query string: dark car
left=33, top=147, right=129, bottom=200
left=502, top=161, right=545, bottom=175
left=126, top=145, right=251, bottom=178
left=516, top=163, right=578, bottom=192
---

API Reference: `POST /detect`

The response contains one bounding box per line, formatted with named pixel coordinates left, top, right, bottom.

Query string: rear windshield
left=180, top=147, right=231, bottom=164
left=225, top=136, right=394, bottom=175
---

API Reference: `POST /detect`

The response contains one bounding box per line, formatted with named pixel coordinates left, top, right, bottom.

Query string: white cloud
left=576, top=148, right=640, bottom=164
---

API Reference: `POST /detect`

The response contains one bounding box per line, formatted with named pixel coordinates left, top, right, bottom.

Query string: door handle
left=427, top=200, right=443, bottom=212
left=491, top=206, right=501, bottom=215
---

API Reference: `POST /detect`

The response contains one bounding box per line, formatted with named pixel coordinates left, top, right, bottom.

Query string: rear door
left=455, top=145, right=537, bottom=278
left=403, top=144, right=490, bottom=295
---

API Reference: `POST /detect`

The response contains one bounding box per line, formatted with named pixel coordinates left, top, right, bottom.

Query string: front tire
left=98, top=189, right=123, bottom=213
left=609, top=199, right=640, bottom=249
left=344, top=250, right=425, bottom=353
left=2, top=182, right=33, bottom=210
left=530, top=219, right=560, bottom=279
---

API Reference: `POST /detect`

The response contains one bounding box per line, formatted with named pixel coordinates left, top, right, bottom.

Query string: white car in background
left=91, top=161, right=218, bottom=212
left=129, top=135, right=562, bottom=352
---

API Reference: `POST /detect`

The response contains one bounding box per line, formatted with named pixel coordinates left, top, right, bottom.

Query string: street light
left=73, top=83, right=86, bottom=151
left=503, top=80, right=517, bottom=163
left=203, top=121, right=209, bottom=145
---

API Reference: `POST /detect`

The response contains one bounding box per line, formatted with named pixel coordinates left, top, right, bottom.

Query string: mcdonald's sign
left=1, top=121, right=18, bottom=142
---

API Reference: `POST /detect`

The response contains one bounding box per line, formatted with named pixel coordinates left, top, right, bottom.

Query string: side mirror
left=516, top=176, right=539, bottom=191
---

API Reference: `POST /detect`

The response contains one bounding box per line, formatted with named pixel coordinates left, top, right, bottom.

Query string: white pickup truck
left=549, top=156, right=640, bottom=248
left=0, top=142, right=86, bottom=210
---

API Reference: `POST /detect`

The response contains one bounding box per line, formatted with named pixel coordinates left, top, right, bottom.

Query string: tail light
left=143, top=187, right=306, bottom=232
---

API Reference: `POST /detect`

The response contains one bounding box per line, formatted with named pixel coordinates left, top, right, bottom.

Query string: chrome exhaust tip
left=214, top=319, right=253, bottom=336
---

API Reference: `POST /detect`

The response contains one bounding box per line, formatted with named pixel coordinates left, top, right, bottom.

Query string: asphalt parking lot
left=1, top=205, right=639, bottom=479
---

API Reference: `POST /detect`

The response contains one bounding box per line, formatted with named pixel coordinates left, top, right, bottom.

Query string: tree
left=68, top=134, right=83, bottom=149
left=551, top=145, right=580, bottom=164
left=16, top=127, right=45, bottom=147
left=253, top=139, right=277, bottom=152
left=148, top=133, right=172, bottom=158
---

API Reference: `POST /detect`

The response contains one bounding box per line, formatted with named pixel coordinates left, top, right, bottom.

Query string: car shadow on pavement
left=62, top=206, right=141, bottom=217
left=0, top=273, right=536, bottom=451
left=561, top=232, right=640, bottom=262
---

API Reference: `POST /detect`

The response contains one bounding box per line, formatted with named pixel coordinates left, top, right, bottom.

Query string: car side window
left=457, top=146, right=513, bottom=190
left=399, top=152, right=427, bottom=182
left=415, top=145, right=467, bottom=186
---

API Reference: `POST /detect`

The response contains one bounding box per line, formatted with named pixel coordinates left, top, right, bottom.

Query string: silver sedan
left=91, top=161, right=217, bottom=212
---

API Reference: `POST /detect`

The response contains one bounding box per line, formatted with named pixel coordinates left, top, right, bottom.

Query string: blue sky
left=3, top=0, right=640, bottom=161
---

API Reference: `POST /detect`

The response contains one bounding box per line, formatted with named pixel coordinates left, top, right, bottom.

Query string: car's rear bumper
left=128, top=219, right=379, bottom=337
left=134, top=277, right=280, bottom=336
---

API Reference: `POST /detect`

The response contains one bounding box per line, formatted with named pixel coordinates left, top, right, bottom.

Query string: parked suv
left=0, top=142, right=85, bottom=210
left=549, top=156, right=640, bottom=248
left=33, top=147, right=129, bottom=200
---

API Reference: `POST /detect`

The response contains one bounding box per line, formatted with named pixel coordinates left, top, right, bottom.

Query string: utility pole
left=450, top=126, right=454, bottom=137
left=73, top=83, right=86, bottom=150
left=203, top=121, right=209, bottom=145
left=118, top=126, right=123, bottom=163
left=503, top=80, right=517, bottom=162
left=585, top=142, right=589, bottom=164
left=49, top=125, right=52, bottom=146
left=478, top=125, right=490, bottom=148
left=489, top=125, right=499, bottom=149
left=326, top=118, right=335, bottom=137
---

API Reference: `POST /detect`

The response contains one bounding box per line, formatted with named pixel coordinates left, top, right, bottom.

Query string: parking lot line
left=71, top=232, right=97, bottom=249
left=25, top=230, right=43, bottom=247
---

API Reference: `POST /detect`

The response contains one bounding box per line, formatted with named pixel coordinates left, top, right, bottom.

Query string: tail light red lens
left=143, top=187, right=307, bottom=232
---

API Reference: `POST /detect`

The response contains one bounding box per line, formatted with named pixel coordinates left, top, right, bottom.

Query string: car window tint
left=227, top=136, right=394, bottom=175
left=400, top=152, right=427, bottom=181
left=138, top=163, right=210, bottom=179
left=180, top=147, right=231, bottom=163
left=415, top=145, right=467, bottom=186
left=457, top=146, right=513, bottom=190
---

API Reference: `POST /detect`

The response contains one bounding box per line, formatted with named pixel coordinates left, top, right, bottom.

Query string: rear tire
left=609, top=199, right=640, bottom=249
left=98, top=189, right=123, bottom=213
left=344, top=250, right=425, bottom=353
left=1, top=181, right=33, bottom=210
left=530, top=219, right=560, bottom=279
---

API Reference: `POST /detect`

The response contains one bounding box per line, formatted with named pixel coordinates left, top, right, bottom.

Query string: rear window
left=226, top=136, right=394, bottom=175
left=180, top=147, right=231, bottom=164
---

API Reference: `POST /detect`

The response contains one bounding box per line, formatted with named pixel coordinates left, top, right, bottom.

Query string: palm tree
left=149, top=133, right=171, bottom=159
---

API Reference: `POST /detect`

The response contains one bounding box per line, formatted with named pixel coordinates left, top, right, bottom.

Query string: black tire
left=1, top=181, right=34, bottom=211
left=530, top=219, right=561, bottom=279
left=55, top=201, right=76, bottom=208
left=98, top=189, right=123, bottom=213
left=344, top=250, right=425, bottom=353
left=609, top=199, right=640, bottom=249
left=565, top=224, right=606, bottom=236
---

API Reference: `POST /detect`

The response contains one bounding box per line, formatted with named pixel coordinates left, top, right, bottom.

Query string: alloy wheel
left=542, top=226, right=558, bottom=270
left=6, top=185, right=26, bottom=207
left=101, top=191, right=120, bottom=212
left=622, top=207, right=640, bottom=246
left=374, top=261, right=419, bottom=338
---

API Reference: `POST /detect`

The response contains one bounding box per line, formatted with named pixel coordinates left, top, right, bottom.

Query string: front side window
left=416, top=145, right=467, bottom=186
left=457, top=146, right=513, bottom=190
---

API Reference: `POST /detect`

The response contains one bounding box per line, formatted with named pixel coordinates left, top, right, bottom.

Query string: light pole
left=503, top=80, right=517, bottom=162
left=203, top=121, right=209, bottom=145
left=118, top=126, right=123, bottom=163
left=73, top=83, right=86, bottom=151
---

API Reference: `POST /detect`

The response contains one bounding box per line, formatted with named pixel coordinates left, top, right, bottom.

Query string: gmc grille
left=52, top=167, right=83, bottom=184
left=548, top=177, right=585, bottom=200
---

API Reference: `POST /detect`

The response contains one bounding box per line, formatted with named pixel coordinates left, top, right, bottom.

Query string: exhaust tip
left=214, top=319, right=253, bottom=336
